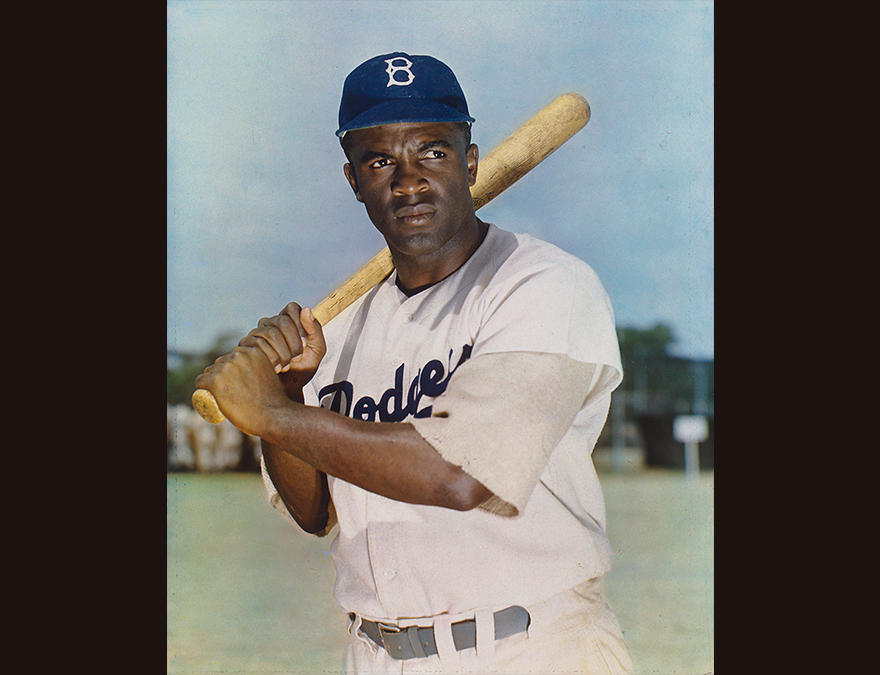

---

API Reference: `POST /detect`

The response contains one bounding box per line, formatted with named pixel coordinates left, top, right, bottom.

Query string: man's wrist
left=279, top=371, right=311, bottom=404
left=284, top=387, right=306, bottom=404
left=259, top=398, right=305, bottom=448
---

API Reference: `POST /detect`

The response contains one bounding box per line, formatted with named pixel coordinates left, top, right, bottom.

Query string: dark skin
left=342, top=122, right=488, bottom=292
left=196, top=122, right=493, bottom=534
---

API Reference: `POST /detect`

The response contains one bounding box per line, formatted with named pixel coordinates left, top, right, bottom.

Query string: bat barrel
left=471, top=93, right=590, bottom=209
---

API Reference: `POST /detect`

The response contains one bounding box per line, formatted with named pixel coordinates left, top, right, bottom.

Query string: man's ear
left=466, top=144, right=479, bottom=187
left=343, top=163, right=363, bottom=203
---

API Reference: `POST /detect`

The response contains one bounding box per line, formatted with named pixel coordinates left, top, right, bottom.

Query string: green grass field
left=167, top=469, right=713, bottom=674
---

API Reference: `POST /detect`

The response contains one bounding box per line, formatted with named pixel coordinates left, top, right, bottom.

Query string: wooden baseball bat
left=193, top=92, right=591, bottom=424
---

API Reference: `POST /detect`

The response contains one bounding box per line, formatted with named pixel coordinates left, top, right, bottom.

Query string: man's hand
left=194, top=304, right=327, bottom=435
left=238, top=303, right=327, bottom=399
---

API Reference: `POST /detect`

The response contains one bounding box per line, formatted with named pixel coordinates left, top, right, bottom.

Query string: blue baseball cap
left=336, top=52, right=475, bottom=138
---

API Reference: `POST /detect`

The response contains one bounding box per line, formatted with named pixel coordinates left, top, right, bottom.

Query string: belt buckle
left=375, top=621, right=418, bottom=660
left=376, top=621, right=404, bottom=642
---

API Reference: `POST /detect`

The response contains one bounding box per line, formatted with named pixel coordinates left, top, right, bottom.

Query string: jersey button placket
left=389, top=307, right=414, bottom=366
left=366, top=495, right=404, bottom=615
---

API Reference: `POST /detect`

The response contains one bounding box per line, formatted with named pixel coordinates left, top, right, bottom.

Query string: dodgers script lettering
left=318, top=345, right=473, bottom=422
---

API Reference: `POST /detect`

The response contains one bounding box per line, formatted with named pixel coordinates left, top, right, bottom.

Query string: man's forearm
left=261, top=402, right=492, bottom=512
left=262, top=439, right=331, bottom=534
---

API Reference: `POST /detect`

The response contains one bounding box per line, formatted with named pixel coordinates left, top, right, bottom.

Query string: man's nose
left=391, top=161, right=428, bottom=195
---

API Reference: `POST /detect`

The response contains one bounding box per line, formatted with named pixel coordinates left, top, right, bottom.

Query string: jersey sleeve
left=409, top=351, right=619, bottom=516
left=409, top=250, right=623, bottom=516
left=472, top=251, right=622, bottom=378
left=260, top=454, right=338, bottom=537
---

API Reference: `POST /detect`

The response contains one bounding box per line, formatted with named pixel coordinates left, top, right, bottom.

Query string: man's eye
left=369, top=158, right=392, bottom=168
left=425, top=150, right=446, bottom=159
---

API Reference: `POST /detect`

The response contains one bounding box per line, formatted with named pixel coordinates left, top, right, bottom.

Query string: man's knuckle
left=228, top=346, right=249, bottom=362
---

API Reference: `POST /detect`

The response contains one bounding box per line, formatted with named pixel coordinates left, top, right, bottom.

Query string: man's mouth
left=394, top=203, right=436, bottom=225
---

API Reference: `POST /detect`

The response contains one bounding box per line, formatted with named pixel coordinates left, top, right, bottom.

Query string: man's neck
left=395, top=276, right=438, bottom=297
left=392, top=218, right=489, bottom=293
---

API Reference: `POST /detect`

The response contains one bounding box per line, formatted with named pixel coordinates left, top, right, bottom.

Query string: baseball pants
left=342, top=578, right=633, bottom=674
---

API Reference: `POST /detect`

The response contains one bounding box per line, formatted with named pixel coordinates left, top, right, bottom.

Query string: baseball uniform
left=262, top=223, right=631, bottom=672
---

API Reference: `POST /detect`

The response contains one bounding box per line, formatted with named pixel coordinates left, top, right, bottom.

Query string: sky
left=167, top=0, right=714, bottom=361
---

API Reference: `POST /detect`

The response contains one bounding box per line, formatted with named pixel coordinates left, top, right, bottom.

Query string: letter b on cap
left=385, top=57, right=415, bottom=87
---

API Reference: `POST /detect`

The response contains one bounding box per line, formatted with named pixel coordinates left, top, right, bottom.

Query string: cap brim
left=336, top=98, right=474, bottom=137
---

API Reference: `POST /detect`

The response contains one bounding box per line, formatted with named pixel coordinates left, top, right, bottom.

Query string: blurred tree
left=618, top=323, right=675, bottom=363
left=616, top=323, right=713, bottom=415
left=617, top=323, right=675, bottom=403
left=167, top=356, right=209, bottom=406
left=614, top=323, right=715, bottom=469
left=166, top=331, right=244, bottom=406
left=206, top=331, right=242, bottom=362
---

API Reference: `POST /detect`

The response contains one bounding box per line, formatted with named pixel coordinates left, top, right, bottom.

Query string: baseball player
left=196, top=52, right=633, bottom=674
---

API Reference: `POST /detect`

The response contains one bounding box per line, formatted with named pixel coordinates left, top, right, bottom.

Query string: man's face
left=343, top=122, right=478, bottom=262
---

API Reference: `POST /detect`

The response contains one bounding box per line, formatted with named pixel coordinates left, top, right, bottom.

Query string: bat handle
left=190, top=247, right=395, bottom=425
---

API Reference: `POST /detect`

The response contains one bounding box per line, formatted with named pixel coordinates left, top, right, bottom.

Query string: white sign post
left=673, top=415, right=708, bottom=479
